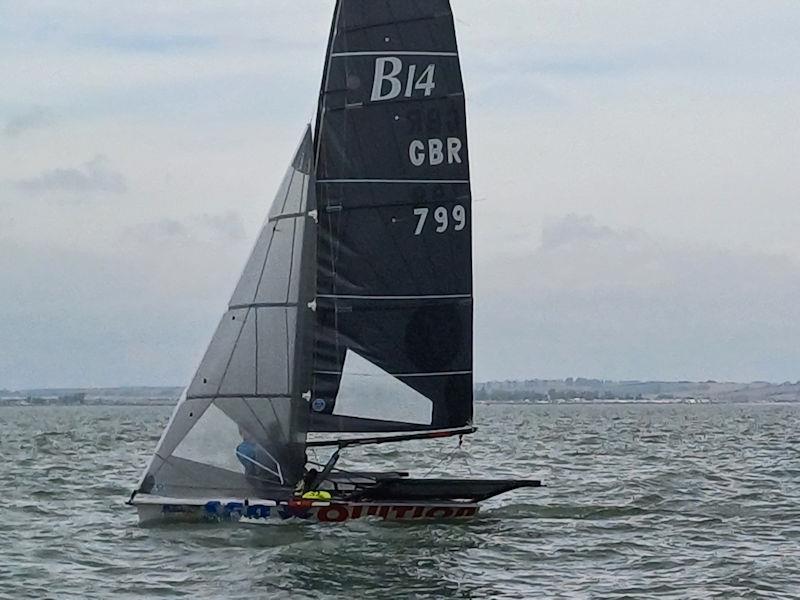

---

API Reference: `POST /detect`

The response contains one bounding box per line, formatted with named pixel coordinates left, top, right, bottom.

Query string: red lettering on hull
left=312, top=504, right=478, bottom=522
left=317, top=505, right=348, bottom=522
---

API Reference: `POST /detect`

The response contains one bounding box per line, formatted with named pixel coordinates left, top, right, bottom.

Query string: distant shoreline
left=476, top=378, right=800, bottom=404
left=1, top=378, right=798, bottom=405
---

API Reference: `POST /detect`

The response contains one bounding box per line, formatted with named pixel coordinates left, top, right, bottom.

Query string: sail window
left=173, top=403, right=246, bottom=474
left=331, top=350, right=433, bottom=426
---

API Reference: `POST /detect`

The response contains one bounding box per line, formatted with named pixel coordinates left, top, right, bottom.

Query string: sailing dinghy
left=129, top=0, right=540, bottom=525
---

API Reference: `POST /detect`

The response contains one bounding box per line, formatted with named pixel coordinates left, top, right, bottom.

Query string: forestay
left=136, top=128, right=316, bottom=498
left=311, top=0, right=474, bottom=433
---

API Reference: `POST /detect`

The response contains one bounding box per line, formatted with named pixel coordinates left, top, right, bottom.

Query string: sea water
left=1, top=402, right=798, bottom=599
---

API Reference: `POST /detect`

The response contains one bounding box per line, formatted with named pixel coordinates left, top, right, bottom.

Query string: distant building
left=58, top=392, right=86, bottom=404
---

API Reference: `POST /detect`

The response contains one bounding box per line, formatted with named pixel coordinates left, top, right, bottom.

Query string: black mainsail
left=311, top=0, right=474, bottom=433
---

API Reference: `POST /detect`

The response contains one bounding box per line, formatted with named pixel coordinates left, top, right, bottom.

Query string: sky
left=1, top=1, right=799, bottom=389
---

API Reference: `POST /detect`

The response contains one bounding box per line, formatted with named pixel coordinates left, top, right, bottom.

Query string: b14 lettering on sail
left=371, top=57, right=436, bottom=101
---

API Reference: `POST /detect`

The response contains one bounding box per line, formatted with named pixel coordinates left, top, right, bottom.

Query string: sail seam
left=318, top=294, right=471, bottom=300
left=318, top=179, right=469, bottom=184
left=269, top=211, right=306, bottom=222
left=229, top=302, right=300, bottom=310
left=331, top=51, right=458, bottom=57
left=314, top=370, right=472, bottom=378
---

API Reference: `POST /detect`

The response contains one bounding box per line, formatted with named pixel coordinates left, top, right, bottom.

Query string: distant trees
left=475, top=382, right=641, bottom=402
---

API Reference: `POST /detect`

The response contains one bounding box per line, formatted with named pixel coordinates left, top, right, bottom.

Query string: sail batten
left=331, top=51, right=459, bottom=58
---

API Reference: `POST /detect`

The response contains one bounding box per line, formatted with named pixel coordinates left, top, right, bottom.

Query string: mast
left=313, top=0, right=342, bottom=156
left=310, top=0, right=474, bottom=434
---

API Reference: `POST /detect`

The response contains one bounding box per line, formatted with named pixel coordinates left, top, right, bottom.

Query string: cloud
left=126, top=219, right=188, bottom=242
left=3, top=106, right=53, bottom=137
left=126, top=211, right=246, bottom=244
left=539, top=213, right=625, bottom=251
left=80, top=32, right=218, bottom=53
left=12, top=155, right=127, bottom=195
left=196, top=211, right=246, bottom=242
left=475, top=215, right=800, bottom=382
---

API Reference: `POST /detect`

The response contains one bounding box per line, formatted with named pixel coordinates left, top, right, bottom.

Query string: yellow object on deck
left=302, top=491, right=332, bottom=500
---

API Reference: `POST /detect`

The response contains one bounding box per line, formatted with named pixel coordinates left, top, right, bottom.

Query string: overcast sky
left=2, top=1, right=799, bottom=389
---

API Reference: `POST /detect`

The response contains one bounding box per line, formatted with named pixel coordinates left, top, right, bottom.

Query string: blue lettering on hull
left=201, top=501, right=272, bottom=521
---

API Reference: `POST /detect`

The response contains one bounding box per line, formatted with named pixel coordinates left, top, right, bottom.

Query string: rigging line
left=421, top=440, right=462, bottom=478
left=306, top=426, right=477, bottom=448
left=235, top=448, right=283, bottom=484
left=243, top=395, right=291, bottom=461
left=461, top=442, right=475, bottom=476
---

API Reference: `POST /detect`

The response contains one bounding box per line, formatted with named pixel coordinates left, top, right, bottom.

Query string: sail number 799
left=413, top=205, right=466, bottom=235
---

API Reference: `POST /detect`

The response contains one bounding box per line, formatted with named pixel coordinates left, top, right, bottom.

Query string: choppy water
left=1, top=402, right=799, bottom=599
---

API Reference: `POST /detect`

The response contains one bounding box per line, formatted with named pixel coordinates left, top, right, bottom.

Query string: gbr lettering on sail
left=371, top=57, right=463, bottom=168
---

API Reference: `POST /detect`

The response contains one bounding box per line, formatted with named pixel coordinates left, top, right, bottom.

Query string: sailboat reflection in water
left=128, top=0, right=541, bottom=525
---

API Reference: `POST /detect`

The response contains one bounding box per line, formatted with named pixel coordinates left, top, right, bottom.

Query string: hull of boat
left=133, top=496, right=479, bottom=526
